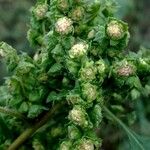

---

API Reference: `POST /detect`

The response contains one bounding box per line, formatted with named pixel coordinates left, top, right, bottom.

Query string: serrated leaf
left=104, top=106, right=150, bottom=150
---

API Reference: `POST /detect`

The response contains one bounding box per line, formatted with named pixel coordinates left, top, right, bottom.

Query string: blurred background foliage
left=0, top=0, right=149, bottom=150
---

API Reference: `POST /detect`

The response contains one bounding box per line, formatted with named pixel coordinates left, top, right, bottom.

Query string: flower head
left=106, top=20, right=124, bottom=40
left=57, top=0, right=69, bottom=12
left=117, top=65, right=134, bottom=76
left=79, top=61, right=96, bottom=81
left=59, top=141, right=72, bottom=150
left=34, top=4, right=48, bottom=20
left=82, top=83, right=98, bottom=103
left=55, top=17, right=73, bottom=35
left=68, top=105, right=89, bottom=128
left=76, top=138, right=94, bottom=150
left=71, top=6, right=85, bottom=21
left=69, top=42, right=88, bottom=59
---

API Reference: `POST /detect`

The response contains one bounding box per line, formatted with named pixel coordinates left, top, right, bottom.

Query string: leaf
left=104, top=106, right=150, bottom=150
left=27, top=105, right=48, bottom=118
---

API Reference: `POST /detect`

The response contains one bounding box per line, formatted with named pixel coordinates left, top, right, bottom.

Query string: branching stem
left=8, top=103, right=63, bottom=150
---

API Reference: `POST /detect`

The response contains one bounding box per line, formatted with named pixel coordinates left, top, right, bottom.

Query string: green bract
left=0, top=0, right=149, bottom=149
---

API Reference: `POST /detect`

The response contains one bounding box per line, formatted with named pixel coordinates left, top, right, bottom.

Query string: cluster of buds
left=59, top=140, right=72, bottom=150
left=68, top=105, right=90, bottom=128
left=115, top=60, right=136, bottom=77
left=79, top=61, right=96, bottom=82
left=68, top=42, right=89, bottom=59
left=75, top=138, right=95, bottom=150
left=55, top=17, right=73, bottom=35
left=68, top=125, right=81, bottom=140
left=57, top=0, right=69, bottom=12
left=106, top=20, right=125, bottom=40
left=70, top=6, right=85, bottom=21
left=82, top=83, right=98, bottom=103
left=34, top=4, right=48, bottom=20
left=117, top=65, right=135, bottom=77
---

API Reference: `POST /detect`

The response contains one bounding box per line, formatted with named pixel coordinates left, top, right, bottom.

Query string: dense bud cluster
left=0, top=0, right=149, bottom=149
left=69, top=42, right=88, bottom=59
left=34, top=4, right=48, bottom=20
left=106, top=20, right=125, bottom=40
left=55, top=17, right=73, bottom=35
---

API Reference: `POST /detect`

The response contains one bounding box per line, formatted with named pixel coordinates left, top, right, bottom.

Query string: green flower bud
left=70, top=6, right=85, bottom=21
left=68, top=125, right=81, bottom=140
left=32, top=139, right=45, bottom=150
left=66, top=59, right=80, bottom=75
left=59, top=140, right=72, bottom=150
left=34, top=4, right=48, bottom=20
left=55, top=17, right=73, bottom=35
left=75, top=138, right=94, bottom=150
left=82, top=83, right=98, bottom=103
left=66, top=94, right=85, bottom=105
left=95, top=59, right=106, bottom=75
left=91, top=104, right=103, bottom=127
left=79, top=61, right=96, bottom=82
left=117, top=65, right=134, bottom=76
left=106, top=20, right=125, bottom=40
left=114, top=60, right=136, bottom=77
left=57, top=0, right=69, bottom=12
left=88, top=30, right=95, bottom=39
left=51, top=126, right=63, bottom=137
left=69, top=42, right=88, bottom=59
left=68, top=105, right=89, bottom=128
left=0, top=48, right=5, bottom=57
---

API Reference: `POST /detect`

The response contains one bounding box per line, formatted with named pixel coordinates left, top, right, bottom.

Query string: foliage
left=0, top=0, right=150, bottom=149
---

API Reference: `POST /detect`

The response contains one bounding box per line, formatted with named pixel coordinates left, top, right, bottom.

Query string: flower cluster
left=0, top=0, right=150, bottom=149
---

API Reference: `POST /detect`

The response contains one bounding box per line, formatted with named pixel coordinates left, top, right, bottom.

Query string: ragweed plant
left=0, top=0, right=150, bottom=150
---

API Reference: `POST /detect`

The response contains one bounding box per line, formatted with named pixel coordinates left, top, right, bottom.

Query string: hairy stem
left=8, top=103, right=63, bottom=150
left=0, top=106, right=27, bottom=121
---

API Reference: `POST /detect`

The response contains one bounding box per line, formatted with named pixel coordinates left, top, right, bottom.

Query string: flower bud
left=106, top=20, right=125, bottom=40
left=59, top=140, right=72, bottom=150
left=68, top=125, right=81, bottom=140
left=88, top=30, right=95, bottom=39
left=68, top=105, right=89, bottom=128
left=82, top=83, right=98, bottom=103
left=66, top=94, right=84, bottom=105
left=70, top=6, right=85, bottom=21
left=79, top=61, right=96, bottom=82
left=32, top=139, right=45, bottom=150
left=75, top=138, right=94, bottom=150
left=95, top=59, right=106, bottom=75
left=0, top=48, right=5, bottom=57
left=51, top=126, right=63, bottom=137
left=57, top=0, right=69, bottom=12
left=69, top=42, right=88, bottom=59
left=91, top=104, right=102, bottom=127
left=34, top=4, right=48, bottom=20
left=113, top=60, right=136, bottom=77
left=55, top=17, right=73, bottom=35
left=117, top=65, right=134, bottom=77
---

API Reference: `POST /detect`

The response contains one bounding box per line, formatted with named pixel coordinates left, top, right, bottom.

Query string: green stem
left=0, top=106, right=27, bottom=121
left=8, top=103, right=63, bottom=150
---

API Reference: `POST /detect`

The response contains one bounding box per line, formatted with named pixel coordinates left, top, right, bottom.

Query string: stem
left=8, top=103, right=63, bottom=150
left=0, top=106, right=27, bottom=121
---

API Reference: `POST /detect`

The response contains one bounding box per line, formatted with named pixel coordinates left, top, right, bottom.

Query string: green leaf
left=104, top=106, right=150, bottom=150
left=48, top=63, right=63, bottom=76
left=28, top=105, right=48, bottom=118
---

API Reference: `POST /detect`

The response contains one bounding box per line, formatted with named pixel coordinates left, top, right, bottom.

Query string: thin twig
left=8, top=103, right=63, bottom=150
left=0, top=106, right=27, bottom=121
